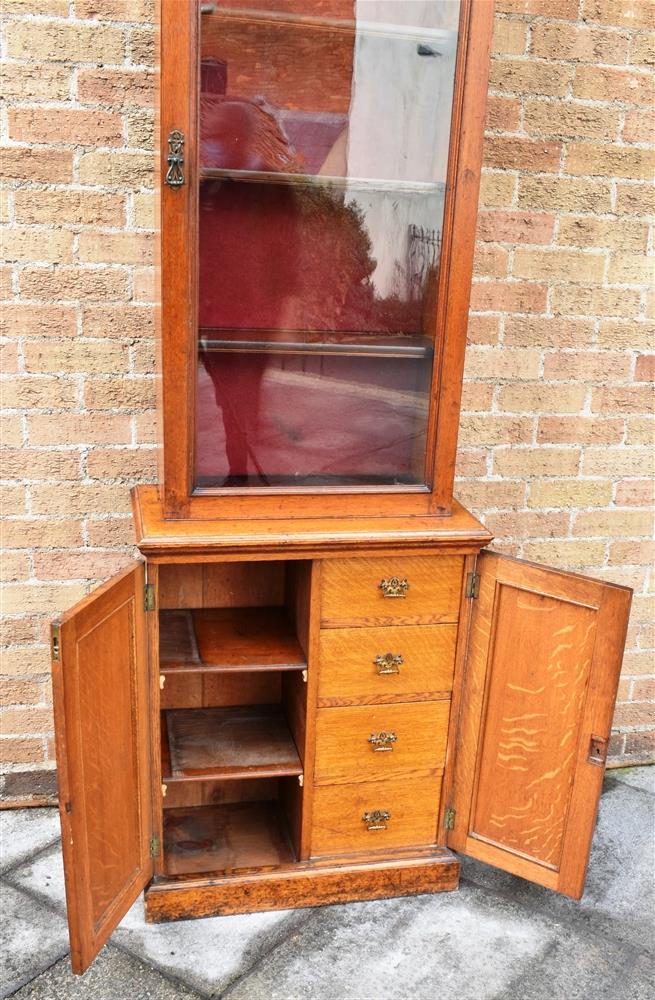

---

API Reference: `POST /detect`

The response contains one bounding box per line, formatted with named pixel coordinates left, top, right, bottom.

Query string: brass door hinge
left=465, top=572, right=480, bottom=599
left=149, top=835, right=160, bottom=858
left=144, top=584, right=155, bottom=612
left=51, top=623, right=61, bottom=661
left=444, top=806, right=456, bottom=831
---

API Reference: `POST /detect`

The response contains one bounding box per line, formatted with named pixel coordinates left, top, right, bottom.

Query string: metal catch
left=363, top=809, right=391, bottom=831
left=374, top=652, right=403, bottom=675
left=165, top=129, right=185, bottom=188
left=588, top=734, right=608, bottom=766
left=379, top=577, right=409, bottom=598
left=368, top=731, right=397, bottom=752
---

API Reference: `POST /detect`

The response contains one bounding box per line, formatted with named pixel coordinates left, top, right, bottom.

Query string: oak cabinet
left=49, top=0, right=632, bottom=976
left=52, top=498, right=631, bottom=973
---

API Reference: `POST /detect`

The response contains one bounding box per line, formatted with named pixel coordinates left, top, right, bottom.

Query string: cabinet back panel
left=163, top=777, right=279, bottom=810
left=160, top=671, right=282, bottom=709
left=158, top=563, right=285, bottom=609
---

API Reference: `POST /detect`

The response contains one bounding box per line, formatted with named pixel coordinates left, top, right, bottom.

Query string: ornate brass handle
left=379, top=577, right=409, bottom=598
left=374, top=652, right=403, bottom=675
left=165, top=129, right=185, bottom=187
left=363, top=809, right=390, bottom=830
left=368, top=731, right=397, bottom=752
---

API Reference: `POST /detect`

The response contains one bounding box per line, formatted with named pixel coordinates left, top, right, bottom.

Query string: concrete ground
left=1, top=766, right=653, bottom=1000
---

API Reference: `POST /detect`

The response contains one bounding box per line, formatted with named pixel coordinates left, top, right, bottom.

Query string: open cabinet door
left=447, top=552, right=631, bottom=899
left=51, top=562, right=153, bottom=973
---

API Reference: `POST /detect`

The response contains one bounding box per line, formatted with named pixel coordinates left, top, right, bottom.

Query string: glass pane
left=195, top=0, right=460, bottom=489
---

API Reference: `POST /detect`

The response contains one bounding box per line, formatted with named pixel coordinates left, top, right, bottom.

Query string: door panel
left=51, top=562, right=152, bottom=973
left=448, top=552, right=631, bottom=898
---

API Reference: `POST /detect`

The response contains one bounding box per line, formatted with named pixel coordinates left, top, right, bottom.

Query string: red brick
left=477, top=211, right=555, bottom=244
left=635, top=355, right=655, bottom=381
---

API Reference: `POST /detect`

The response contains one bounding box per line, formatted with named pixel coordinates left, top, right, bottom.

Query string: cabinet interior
left=157, top=560, right=311, bottom=877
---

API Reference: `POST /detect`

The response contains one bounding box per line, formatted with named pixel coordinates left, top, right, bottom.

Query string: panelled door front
left=448, top=552, right=631, bottom=899
left=51, top=562, right=153, bottom=973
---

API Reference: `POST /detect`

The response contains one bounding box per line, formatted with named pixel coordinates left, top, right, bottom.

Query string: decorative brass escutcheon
left=165, top=129, right=185, bottom=187
left=378, top=577, right=409, bottom=598
left=363, top=809, right=390, bottom=831
left=368, top=731, right=397, bottom=752
left=374, top=652, right=403, bottom=675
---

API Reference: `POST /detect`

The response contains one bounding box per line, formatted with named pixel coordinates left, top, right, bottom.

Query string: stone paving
left=1, top=766, right=653, bottom=999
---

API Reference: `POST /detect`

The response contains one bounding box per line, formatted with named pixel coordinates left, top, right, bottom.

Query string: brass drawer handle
left=374, top=652, right=403, bottom=675
left=379, top=577, right=409, bottom=598
left=368, top=731, right=397, bottom=752
left=363, top=809, right=390, bottom=831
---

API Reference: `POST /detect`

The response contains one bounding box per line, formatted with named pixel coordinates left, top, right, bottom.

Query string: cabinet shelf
left=199, top=166, right=445, bottom=195
left=198, top=330, right=433, bottom=360
left=160, top=608, right=307, bottom=674
left=163, top=801, right=296, bottom=877
left=161, top=706, right=303, bottom=783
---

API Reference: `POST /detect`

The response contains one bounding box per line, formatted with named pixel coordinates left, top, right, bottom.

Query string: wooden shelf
left=160, top=608, right=306, bottom=674
left=198, top=330, right=433, bottom=361
left=163, top=802, right=295, bottom=876
left=199, top=166, right=445, bottom=194
left=161, top=706, right=303, bottom=782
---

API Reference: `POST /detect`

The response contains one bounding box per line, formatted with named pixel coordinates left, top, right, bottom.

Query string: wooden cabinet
left=49, top=0, right=633, bottom=976
left=52, top=500, right=631, bottom=973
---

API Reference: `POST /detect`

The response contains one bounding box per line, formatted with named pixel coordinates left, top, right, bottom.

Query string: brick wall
left=1, top=0, right=653, bottom=803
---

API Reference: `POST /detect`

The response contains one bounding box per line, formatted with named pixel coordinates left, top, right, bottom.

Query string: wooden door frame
left=159, top=0, right=494, bottom=520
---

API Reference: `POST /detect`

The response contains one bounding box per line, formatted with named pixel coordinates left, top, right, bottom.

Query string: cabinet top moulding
left=131, top=486, right=494, bottom=562
left=158, top=0, right=494, bottom=520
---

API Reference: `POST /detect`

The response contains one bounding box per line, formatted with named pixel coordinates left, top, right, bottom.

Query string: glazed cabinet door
left=51, top=562, right=153, bottom=974
left=447, top=552, right=631, bottom=899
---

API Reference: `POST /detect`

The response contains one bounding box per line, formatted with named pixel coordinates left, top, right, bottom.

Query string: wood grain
left=448, top=551, right=632, bottom=899
left=51, top=562, right=152, bottom=974
left=131, top=486, right=492, bottom=561
left=160, top=670, right=282, bottom=710
left=314, top=701, right=450, bottom=786
left=158, top=563, right=285, bottom=609
left=159, top=608, right=306, bottom=672
left=321, top=556, right=464, bottom=627
left=163, top=801, right=295, bottom=875
left=145, top=850, right=459, bottom=921
left=311, top=776, right=442, bottom=856
left=162, top=706, right=302, bottom=781
left=318, top=624, right=457, bottom=706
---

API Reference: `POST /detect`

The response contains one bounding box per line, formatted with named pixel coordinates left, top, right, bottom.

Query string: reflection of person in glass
left=198, top=95, right=302, bottom=484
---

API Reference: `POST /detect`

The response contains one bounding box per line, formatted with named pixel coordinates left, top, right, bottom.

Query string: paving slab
left=9, top=947, right=203, bottom=1000
left=0, top=810, right=60, bottom=875
left=5, top=842, right=306, bottom=998
left=223, top=885, right=556, bottom=1000
left=611, top=764, right=655, bottom=795
left=460, top=772, right=655, bottom=953
left=497, top=922, right=653, bottom=1000
left=0, top=883, right=69, bottom=999
left=3, top=843, right=66, bottom=913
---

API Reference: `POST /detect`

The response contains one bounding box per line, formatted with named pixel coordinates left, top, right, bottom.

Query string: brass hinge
left=144, top=583, right=155, bottom=612
left=444, top=806, right=456, bottom=831
left=51, top=623, right=61, bottom=661
left=465, top=572, right=480, bottom=599
left=149, top=835, right=160, bottom=858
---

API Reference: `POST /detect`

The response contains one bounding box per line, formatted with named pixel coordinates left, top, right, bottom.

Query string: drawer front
left=311, top=776, right=441, bottom=856
left=314, top=701, right=450, bottom=785
left=318, top=624, right=457, bottom=706
left=320, top=556, right=464, bottom=627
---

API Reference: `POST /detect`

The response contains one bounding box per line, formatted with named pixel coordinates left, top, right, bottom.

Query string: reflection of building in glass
left=408, top=224, right=442, bottom=302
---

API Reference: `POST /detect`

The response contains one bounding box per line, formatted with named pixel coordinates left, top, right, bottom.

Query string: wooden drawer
left=314, top=701, right=450, bottom=785
left=311, top=776, right=442, bottom=856
left=318, top=624, right=457, bottom=706
left=320, top=555, right=464, bottom=627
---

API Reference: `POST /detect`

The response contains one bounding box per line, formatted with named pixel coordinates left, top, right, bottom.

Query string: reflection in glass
left=195, top=1, right=460, bottom=488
